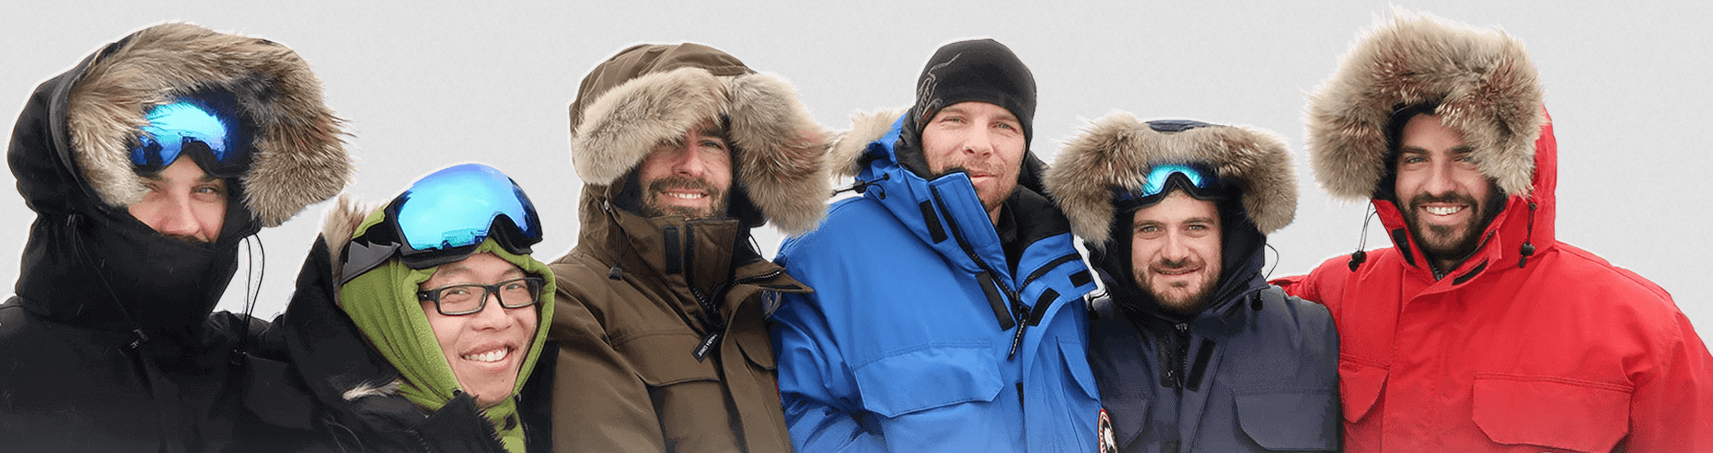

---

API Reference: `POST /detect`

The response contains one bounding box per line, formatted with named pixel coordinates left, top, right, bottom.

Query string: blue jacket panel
left=1088, top=283, right=1340, bottom=452
left=771, top=116, right=1102, bottom=452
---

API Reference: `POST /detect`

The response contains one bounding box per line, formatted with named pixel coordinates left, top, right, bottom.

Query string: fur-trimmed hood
left=54, top=22, right=352, bottom=227
left=567, top=43, right=830, bottom=235
left=1047, top=112, right=1297, bottom=247
left=1304, top=11, right=1544, bottom=200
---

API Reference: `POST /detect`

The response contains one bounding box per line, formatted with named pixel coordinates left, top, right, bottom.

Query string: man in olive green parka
left=548, top=42, right=831, bottom=452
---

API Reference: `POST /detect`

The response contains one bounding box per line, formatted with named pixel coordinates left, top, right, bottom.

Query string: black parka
left=0, top=23, right=350, bottom=452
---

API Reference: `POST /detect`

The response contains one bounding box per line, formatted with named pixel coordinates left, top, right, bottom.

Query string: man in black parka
left=0, top=23, right=352, bottom=452
left=1045, top=112, right=1339, bottom=452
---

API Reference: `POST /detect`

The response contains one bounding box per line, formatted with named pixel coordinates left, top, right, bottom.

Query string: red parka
left=1277, top=114, right=1713, bottom=451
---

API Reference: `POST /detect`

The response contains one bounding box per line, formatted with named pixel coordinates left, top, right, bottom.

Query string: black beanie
left=910, top=39, right=1038, bottom=146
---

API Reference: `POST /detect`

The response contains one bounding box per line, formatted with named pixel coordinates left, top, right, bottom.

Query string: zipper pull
left=692, top=331, right=722, bottom=362
left=1007, top=304, right=1031, bottom=359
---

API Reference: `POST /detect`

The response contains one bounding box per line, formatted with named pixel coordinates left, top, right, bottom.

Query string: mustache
left=1151, top=257, right=1199, bottom=272
left=647, top=175, right=720, bottom=194
left=1407, top=191, right=1478, bottom=210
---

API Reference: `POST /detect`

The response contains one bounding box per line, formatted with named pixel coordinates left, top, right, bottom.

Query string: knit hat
left=908, top=39, right=1038, bottom=146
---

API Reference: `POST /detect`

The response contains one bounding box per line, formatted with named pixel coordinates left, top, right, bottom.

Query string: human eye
left=698, top=138, right=727, bottom=151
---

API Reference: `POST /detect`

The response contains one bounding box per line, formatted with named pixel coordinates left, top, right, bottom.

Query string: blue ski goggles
left=342, top=164, right=544, bottom=282
left=1114, top=162, right=1227, bottom=208
left=129, top=93, right=252, bottom=178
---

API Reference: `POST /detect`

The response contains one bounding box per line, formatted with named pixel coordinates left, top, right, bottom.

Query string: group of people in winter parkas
left=1, top=10, right=1708, bottom=453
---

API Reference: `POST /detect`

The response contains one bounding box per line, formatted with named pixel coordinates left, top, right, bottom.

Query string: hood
left=568, top=43, right=831, bottom=236
left=1305, top=11, right=1543, bottom=201
left=1047, top=112, right=1296, bottom=318
left=1304, top=11, right=1558, bottom=277
left=8, top=23, right=352, bottom=334
left=1047, top=112, right=1297, bottom=246
left=289, top=195, right=554, bottom=444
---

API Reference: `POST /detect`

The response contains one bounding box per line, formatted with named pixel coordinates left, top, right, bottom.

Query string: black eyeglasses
left=416, top=277, right=544, bottom=316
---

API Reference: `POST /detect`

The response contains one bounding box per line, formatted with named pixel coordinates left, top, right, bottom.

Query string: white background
left=3, top=1, right=1708, bottom=334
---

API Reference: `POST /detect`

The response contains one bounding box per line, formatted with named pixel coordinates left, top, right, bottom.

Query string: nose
left=468, top=290, right=516, bottom=330
left=1422, top=160, right=1455, bottom=196
left=1160, top=230, right=1191, bottom=261
left=672, top=145, right=710, bottom=178
left=961, top=129, right=994, bottom=156
left=152, top=192, right=205, bottom=238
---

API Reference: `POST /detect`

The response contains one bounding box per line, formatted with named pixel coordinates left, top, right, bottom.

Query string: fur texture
left=66, top=23, right=353, bottom=227
left=829, top=109, right=908, bottom=178
left=1047, top=112, right=1297, bottom=247
left=320, top=194, right=376, bottom=279
left=1304, top=11, right=1544, bottom=201
left=570, top=67, right=831, bottom=235
left=341, top=379, right=401, bottom=402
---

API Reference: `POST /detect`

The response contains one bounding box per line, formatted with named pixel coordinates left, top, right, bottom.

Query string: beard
left=1401, top=189, right=1501, bottom=263
left=642, top=175, right=728, bottom=218
left=1134, top=256, right=1220, bottom=316
left=933, top=165, right=1016, bottom=214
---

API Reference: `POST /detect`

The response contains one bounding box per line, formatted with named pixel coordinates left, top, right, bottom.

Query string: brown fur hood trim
left=570, top=66, right=832, bottom=235
left=1304, top=11, right=1544, bottom=201
left=320, top=194, right=376, bottom=286
left=827, top=108, right=909, bottom=179
left=1047, top=112, right=1297, bottom=247
left=67, top=23, right=353, bottom=227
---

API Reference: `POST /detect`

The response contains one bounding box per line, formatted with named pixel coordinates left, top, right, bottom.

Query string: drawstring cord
left=604, top=201, right=631, bottom=280
left=1517, top=200, right=1538, bottom=268
left=233, top=235, right=265, bottom=360
left=832, top=174, right=889, bottom=198
left=1348, top=204, right=1377, bottom=271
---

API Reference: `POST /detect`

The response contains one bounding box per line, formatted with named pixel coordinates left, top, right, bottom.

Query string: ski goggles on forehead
left=129, top=96, right=252, bottom=178
left=1114, top=163, right=1226, bottom=207
left=341, top=164, right=544, bottom=282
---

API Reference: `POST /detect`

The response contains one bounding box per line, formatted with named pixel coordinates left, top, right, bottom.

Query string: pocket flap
left=1338, top=355, right=1387, bottom=424
left=1472, top=374, right=1632, bottom=452
left=616, top=332, right=720, bottom=386
left=1233, top=387, right=1340, bottom=451
left=853, top=344, right=1003, bottom=418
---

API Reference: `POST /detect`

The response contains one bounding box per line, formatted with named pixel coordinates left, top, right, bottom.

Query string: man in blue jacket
left=770, top=38, right=1102, bottom=452
left=1047, top=113, right=1339, bottom=452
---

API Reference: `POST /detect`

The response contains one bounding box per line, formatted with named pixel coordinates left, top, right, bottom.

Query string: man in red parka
left=1276, top=11, right=1713, bottom=452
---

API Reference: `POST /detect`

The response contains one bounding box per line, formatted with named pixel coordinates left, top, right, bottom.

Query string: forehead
left=931, top=101, right=1016, bottom=121
left=1131, top=191, right=1219, bottom=223
left=1398, top=114, right=1468, bottom=151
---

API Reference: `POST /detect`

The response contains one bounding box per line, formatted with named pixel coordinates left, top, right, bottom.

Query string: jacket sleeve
left=770, top=291, right=888, bottom=452
left=1627, top=307, right=1713, bottom=451
left=549, top=290, right=667, bottom=453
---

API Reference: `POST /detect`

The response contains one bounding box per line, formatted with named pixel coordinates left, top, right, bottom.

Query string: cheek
left=421, top=305, right=465, bottom=351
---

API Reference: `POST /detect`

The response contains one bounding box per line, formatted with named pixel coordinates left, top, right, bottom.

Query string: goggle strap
left=341, top=240, right=402, bottom=285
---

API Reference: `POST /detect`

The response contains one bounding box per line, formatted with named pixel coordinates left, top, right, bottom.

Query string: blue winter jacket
left=771, top=113, right=1103, bottom=452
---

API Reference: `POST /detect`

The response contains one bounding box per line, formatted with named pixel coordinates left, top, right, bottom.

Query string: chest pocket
left=1471, top=373, right=1632, bottom=452
left=852, top=343, right=1003, bottom=417
left=1232, top=386, right=1340, bottom=451
left=616, top=331, right=720, bottom=386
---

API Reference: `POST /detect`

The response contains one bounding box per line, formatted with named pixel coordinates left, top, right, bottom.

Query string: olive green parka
left=548, top=43, right=830, bottom=453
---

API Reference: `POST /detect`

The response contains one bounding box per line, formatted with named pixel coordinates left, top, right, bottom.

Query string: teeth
left=462, top=348, right=509, bottom=363
left=667, top=193, right=705, bottom=199
left=1426, top=206, right=1462, bottom=216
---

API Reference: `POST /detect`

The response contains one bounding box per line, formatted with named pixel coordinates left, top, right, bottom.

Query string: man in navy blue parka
left=770, top=39, right=1102, bottom=452
left=1047, top=112, right=1339, bottom=452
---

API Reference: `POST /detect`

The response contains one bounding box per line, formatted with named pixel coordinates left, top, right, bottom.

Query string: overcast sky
left=4, top=1, right=1709, bottom=332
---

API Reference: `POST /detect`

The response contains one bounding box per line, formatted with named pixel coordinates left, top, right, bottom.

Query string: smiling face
left=637, top=119, right=733, bottom=219
left=418, top=252, right=539, bottom=408
left=1129, top=191, right=1223, bottom=315
left=920, top=101, right=1026, bottom=225
left=127, top=158, right=227, bottom=243
left=1394, top=114, right=1498, bottom=272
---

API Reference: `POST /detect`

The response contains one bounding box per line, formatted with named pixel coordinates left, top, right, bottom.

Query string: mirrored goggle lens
left=1140, top=164, right=1211, bottom=197
left=393, top=163, right=543, bottom=256
left=130, top=100, right=245, bottom=176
